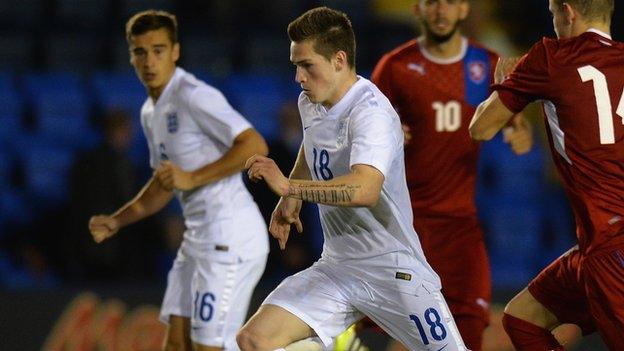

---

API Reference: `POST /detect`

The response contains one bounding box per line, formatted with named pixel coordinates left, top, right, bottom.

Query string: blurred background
left=0, top=0, right=621, bottom=350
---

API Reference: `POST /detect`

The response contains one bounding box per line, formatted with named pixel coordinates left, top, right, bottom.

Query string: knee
left=236, top=327, right=266, bottom=351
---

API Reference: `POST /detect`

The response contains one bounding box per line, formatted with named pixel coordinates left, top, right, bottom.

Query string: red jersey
left=372, top=37, right=498, bottom=217
left=495, top=30, right=624, bottom=254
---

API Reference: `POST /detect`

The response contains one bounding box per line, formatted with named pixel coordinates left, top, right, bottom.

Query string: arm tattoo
left=288, top=183, right=360, bottom=205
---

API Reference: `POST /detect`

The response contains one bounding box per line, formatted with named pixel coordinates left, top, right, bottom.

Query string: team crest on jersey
left=336, top=119, right=348, bottom=146
left=468, top=61, right=487, bottom=84
left=167, top=112, right=178, bottom=133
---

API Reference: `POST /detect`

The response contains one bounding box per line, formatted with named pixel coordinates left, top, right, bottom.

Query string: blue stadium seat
left=17, top=140, right=75, bottom=207
left=22, top=72, right=97, bottom=150
left=90, top=71, right=145, bottom=116
left=0, top=72, right=24, bottom=146
left=222, top=74, right=287, bottom=142
left=485, top=202, right=544, bottom=289
left=477, top=132, right=546, bottom=201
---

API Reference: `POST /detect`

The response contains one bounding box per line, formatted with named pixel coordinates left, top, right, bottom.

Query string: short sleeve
left=371, top=55, right=397, bottom=103
left=493, top=38, right=552, bottom=113
left=349, top=109, right=399, bottom=177
left=188, top=86, right=252, bottom=147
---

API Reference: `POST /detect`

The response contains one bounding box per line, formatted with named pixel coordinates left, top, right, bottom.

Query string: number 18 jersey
left=494, top=30, right=624, bottom=254
left=298, top=77, right=440, bottom=289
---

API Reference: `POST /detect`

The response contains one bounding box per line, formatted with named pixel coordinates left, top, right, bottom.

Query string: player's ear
left=459, top=0, right=470, bottom=21
left=562, top=2, right=577, bottom=24
left=333, top=50, right=348, bottom=71
left=172, top=42, right=180, bottom=63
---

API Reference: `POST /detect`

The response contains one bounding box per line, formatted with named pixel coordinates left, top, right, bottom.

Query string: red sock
left=502, top=313, right=564, bottom=351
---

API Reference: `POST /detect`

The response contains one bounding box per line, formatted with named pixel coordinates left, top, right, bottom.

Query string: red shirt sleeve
left=371, top=54, right=396, bottom=102
left=492, top=38, right=553, bottom=113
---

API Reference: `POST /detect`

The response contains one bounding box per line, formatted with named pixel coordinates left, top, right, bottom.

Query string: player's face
left=290, top=39, right=339, bottom=107
left=549, top=0, right=572, bottom=39
left=129, top=28, right=180, bottom=94
left=416, top=0, right=469, bottom=43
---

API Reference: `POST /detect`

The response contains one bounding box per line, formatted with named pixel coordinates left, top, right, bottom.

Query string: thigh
left=262, top=263, right=363, bottom=347
left=190, top=254, right=267, bottom=348
left=160, top=249, right=196, bottom=323
left=527, top=246, right=596, bottom=334
left=355, top=280, right=467, bottom=351
left=582, top=246, right=624, bottom=348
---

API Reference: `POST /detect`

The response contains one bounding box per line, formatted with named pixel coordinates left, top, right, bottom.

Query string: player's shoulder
left=466, top=39, right=499, bottom=61
left=377, top=39, right=421, bottom=66
left=176, top=69, right=225, bottom=106
left=350, top=79, right=397, bottom=120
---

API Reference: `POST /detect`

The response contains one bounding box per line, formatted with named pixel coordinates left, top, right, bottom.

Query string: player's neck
left=422, top=32, right=464, bottom=59
left=576, top=21, right=611, bottom=38
left=147, top=68, right=177, bottom=102
left=323, top=71, right=358, bottom=109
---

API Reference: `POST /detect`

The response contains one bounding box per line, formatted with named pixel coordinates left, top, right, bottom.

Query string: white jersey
left=299, top=76, right=440, bottom=288
left=140, top=67, right=268, bottom=260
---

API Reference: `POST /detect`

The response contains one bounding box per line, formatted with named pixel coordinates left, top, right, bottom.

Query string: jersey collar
left=152, top=67, right=184, bottom=108
left=323, top=76, right=367, bottom=118
left=417, top=36, right=468, bottom=65
left=586, top=28, right=612, bottom=40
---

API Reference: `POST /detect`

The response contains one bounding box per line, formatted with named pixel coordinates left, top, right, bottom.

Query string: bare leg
left=237, top=304, right=315, bottom=351
left=163, top=315, right=193, bottom=351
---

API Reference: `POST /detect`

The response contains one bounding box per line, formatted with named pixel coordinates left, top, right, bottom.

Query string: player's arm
left=247, top=154, right=383, bottom=208
left=88, top=175, right=174, bottom=243
left=267, top=144, right=310, bottom=249
left=469, top=91, right=516, bottom=141
left=155, top=128, right=268, bottom=191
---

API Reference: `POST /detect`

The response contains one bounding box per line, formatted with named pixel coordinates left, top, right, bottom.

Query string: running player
left=470, top=0, right=623, bottom=349
left=238, top=7, right=467, bottom=351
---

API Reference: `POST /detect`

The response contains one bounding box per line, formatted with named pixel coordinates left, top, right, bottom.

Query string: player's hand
left=245, top=154, right=290, bottom=197
left=88, top=215, right=120, bottom=243
left=269, top=197, right=303, bottom=250
left=495, top=57, right=521, bottom=84
left=155, top=161, right=195, bottom=191
left=503, top=114, right=533, bottom=155
left=402, top=124, right=412, bottom=146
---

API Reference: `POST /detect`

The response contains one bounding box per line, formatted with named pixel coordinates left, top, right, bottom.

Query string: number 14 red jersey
left=494, top=30, right=624, bottom=254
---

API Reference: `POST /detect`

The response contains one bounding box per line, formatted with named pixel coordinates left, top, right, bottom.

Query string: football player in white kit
left=88, top=10, right=269, bottom=351
left=239, top=7, right=466, bottom=351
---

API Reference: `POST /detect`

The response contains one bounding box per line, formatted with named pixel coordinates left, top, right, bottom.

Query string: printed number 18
left=312, top=148, right=333, bottom=180
left=410, top=308, right=447, bottom=345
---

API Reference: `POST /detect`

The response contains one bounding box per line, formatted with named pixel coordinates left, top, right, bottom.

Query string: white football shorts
left=160, top=244, right=267, bottom=349
left=263, top=257, right=467, bottom=351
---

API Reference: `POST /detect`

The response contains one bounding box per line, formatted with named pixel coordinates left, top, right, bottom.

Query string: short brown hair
left=287, top=7, right=356, bottom=69
left=553, top=0, right=614, bottom=22
left=125, top=10, right=178, bottom=44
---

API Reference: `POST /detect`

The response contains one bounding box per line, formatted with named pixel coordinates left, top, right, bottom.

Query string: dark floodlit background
left=0, top=1, right=621, bottom=350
